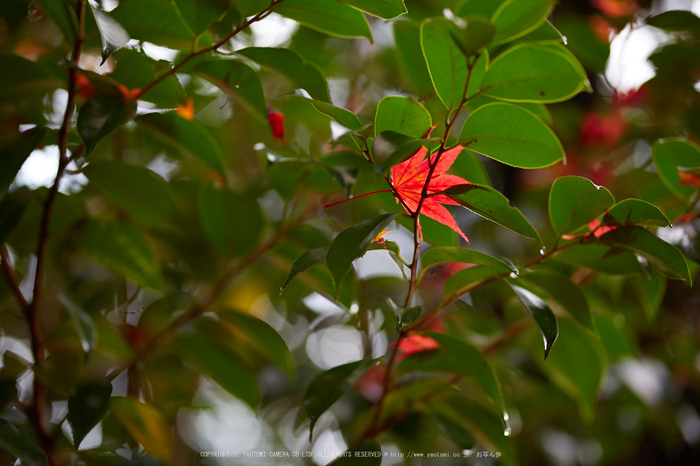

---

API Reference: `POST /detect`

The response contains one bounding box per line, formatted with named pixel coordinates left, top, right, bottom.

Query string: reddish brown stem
left=26, top=1, right=86, bottom=461
left=136, top=0, right=286, bottom=99
left=324, top=189, right=393, bottom=209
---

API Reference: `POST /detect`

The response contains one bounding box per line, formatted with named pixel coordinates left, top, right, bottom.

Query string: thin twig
left=136, top=0, right=287, bottom=99
left=28, top=2, right=85, bottom=461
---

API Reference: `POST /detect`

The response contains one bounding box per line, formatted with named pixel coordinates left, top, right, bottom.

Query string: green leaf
left=303, top=359, right=375, bottom=438
left=89, top=4, right=130, bottom=65
left=280, top=247, right=328, bottom=292
left=491, top=0, right=555, bottom=45
left=219, top=309, right=295, bottom=378
left=374, top=96, right=432, bottom=139
left=110, top=397, right=173, bottom=463
left=109, top=0, right=193, bottom=49
left=198, top=184, right=264, bottom=257
left=77, top=95, right=136, bottom=156
left=0, top=418, right=47, bottom=466
left=481, top=44, right=589, bottom=103
left=110, top=49, right=185, bottom=108
left=646, top=10, right=700, bottom=36
left=373, top=132, right=439, bottom=172
left=553, top=243, right=646, bottom=275
left=387, top=299, right=422, bottom=332
left=326, top=213, right=397, bottom=289
left=309, top=100, right=362, bottom=131
left=509, top=282, right=558, bottom=359
left=420, top=246, right=518, bottom=278
left=398, top=332, right=507, bottom=426
left=599, top=226, right=691, bottom=282
left=80, top=219, right=162, bottom=290
left=276, top=0, right=373, bottom=42
left=176, top=332, right=259, bottom=407
left=421, top=17, right=468, bottom=110
left=428, top=396, right=514, bottom=465
left=534, top=317, right=607, bottom=421
left=594, top=314, right=636, bottom=360
left=0, top=127, right=46, bottom=195
left=456, top=0, right=507, bottom=18
left=232, top=0, right=271, bottom=17
left=56, top=292, right=97, bottom=354
left=137, top=112, right=226, bottom=180
left=604, top=199, right=671, bottom=228
left=193, top=59, right=268, bottom=122
left=652, top=138, right=700, bottom=201
left=446, top=183, right=543, bottom=243
left=238, top=47, right=330, bottom=102
left=393, top=21, right=434, bottom=96
left=335, top=440, right=382, bottom=465
left=0, top=187, right=30, bottom=244
left=460, top=103, right=564, bottom=168
left=34, top=0, right=78, bottom=44
left=517, top=19, right=565, bottom=43
left=420, top=246, right=518, bottom=273
left=449, top=15, right=497, bottom=57
left=430, top=406, right=475, bottom=450
left=0, top=55, right=60, bottom=103
left=336, top=0, right=406, bottom=19
left=521, top=271, right=593, bottom=330
left=68, top=381, right=112, bottom=448
left=632, top=269, right=666, bottom=320
left=442, top=265, right=509, bottom=303
left=84, top=161, right=179, bottom=230
left=173, top=0, right=228, bottom=39
left=549, top=176, right=614, bottom=236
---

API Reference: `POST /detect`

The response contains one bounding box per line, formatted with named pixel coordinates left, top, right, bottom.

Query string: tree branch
left=136, top=0, right=287, bottom=99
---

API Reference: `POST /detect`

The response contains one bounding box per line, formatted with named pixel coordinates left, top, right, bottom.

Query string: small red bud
left=268, top=109, right=286, bottom=145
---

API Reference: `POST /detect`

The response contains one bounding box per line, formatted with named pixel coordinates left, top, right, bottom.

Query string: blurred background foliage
left=2, top=0, right=700, bottom=465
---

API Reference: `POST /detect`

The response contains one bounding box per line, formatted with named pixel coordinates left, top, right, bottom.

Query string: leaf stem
left=324, top=189, right=393, bottom=209
left=0, top=246, right=30, bottom=312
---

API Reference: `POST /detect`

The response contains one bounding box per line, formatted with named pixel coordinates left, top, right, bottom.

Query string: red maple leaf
left=390, top=142, right=470, bottom=243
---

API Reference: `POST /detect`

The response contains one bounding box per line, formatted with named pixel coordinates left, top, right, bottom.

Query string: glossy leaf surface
left=326, top=213, right=397, bottom=288
left=0, top=418, right=47, bottom=466
left=375, top=96, right=432, bottom=139
left=509, top=282, right=558, bottom=359
left=238, top=47, right=330, bottom=102
left=481, top=44, right=588, bottom=103
left=534, top=318, right=606, bottom=421
left=280, top=247, right=328, bottom=292
left=68, top=381, right=112, bottom=448
left=599, top=226, right=692, bottom=282
left=549, top=176, right=614, bottom=236
left=398, top=332, right=507, bottom=426
left=303, top=359, right=375, bottom=437
left=446, top=183, right=543, bottom=243
left=77, top=95, right=136, bottom=156
left=460, top=103, right=564, bottom=168
left=652, top=138, right=700, bottom=200
left=276, top=0, right=373, bottom=41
